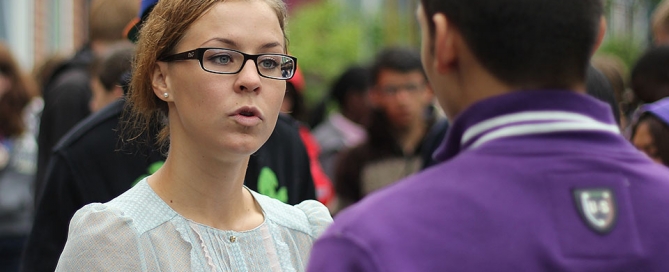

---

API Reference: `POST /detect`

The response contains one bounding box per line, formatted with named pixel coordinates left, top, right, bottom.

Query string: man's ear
left=433, top=13, right=457, bottom=74
left=592, top=16, right=607, bottom=55
left=152, top=63, right=170, bottom=101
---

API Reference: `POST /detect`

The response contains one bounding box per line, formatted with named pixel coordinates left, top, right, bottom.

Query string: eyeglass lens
left=202, top=49, right=295, bottom=79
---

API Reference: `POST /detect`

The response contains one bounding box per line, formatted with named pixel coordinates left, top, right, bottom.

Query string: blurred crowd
left=0, top=0, right=669, bottom=271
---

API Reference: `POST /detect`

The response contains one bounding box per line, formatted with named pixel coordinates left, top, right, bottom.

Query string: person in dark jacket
left=34, top=0, right=138, bottom=200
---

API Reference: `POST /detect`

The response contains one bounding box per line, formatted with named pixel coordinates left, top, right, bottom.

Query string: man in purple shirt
left=307, top=0, right=669, bottom=271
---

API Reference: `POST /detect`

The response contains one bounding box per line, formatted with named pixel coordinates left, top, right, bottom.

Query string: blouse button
left=229, top=236, right=237, bottom=243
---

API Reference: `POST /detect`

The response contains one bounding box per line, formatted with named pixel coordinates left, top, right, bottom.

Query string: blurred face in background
left=371, top=69, right=432, bottom=130
left=633, top=119, right=663, bottom=164
left=344, top=90, right=371, bottom=126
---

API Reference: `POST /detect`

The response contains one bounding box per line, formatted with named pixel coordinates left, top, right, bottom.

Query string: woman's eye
left=259, top=58, right=278, bottom=69
left=210, top=55, right=232, bottom=65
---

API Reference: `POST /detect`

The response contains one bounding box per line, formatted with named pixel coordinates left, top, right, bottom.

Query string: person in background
left=631, top=97, right=669, bottom=167
left=586, top=65, right=621, bottom=126
left=624, top=46, right=669, bottom=137
left=334, top=47, right=441, bottom=213
left=311, top=66, right=371, bottom=179
left=652, top=0, right=669, bottom=46
left=592, top=54, right=630, bottom=128
left=284, top=67, right=335, bottom=207
left=31, top=53, right=68, bottom=98
left=630, top=46, right=669, bottom=106
left=308, top=0, right=669, bottom=270
left=0, top=42, right=39, bottom=272
left=35, top=0, right=138, bottom=201
left=55, top=0, right=331, bottom=270
left=282, top=66, right=308, bottom=123
left=88, top=41, right=135, bottom=113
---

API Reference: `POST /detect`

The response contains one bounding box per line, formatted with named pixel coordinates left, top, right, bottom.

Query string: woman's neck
left=148, top=144, right=264, bottom=231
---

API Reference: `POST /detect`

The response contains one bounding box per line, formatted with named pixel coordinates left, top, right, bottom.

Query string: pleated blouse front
left=56, top=178, right=333, bottom=272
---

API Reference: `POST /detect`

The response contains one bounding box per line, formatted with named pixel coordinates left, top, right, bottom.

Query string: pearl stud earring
left=163, top=93, right=169, bottom=98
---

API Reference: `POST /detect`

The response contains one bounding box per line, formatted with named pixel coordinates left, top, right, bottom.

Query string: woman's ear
left=153, top=63, right=171, bottom=101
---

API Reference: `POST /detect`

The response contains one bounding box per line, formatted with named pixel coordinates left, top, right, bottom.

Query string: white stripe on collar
left=462, top=111, right=620, bottom=150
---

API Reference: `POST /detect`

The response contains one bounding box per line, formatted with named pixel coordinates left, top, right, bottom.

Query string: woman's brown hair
left=0, top=42, right=36, bottom=138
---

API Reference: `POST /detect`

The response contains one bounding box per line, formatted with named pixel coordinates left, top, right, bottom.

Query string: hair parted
left=123, top=0, right=288, bottom=149
left=420, top=0, right=603, bottom=89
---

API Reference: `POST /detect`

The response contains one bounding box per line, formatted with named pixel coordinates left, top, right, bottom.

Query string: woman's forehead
left=177, top=1, right=284, bottom=52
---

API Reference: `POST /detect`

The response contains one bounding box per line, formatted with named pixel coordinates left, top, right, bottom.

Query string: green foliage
left=287, top=1, right=366, bottom=105
left=287, top=0, right=420, bottom=107
left=596, top=36, right=645, bottom=69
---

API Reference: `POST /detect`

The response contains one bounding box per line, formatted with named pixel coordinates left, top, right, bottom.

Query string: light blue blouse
left=56, top=178, right=333, bottom=271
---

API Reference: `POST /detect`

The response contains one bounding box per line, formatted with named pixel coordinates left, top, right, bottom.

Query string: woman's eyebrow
left=260, top=42, right=282, bottom=51
left=201, top=37, right=237, bottom=48
left=200, top=38, right=282, bottom=52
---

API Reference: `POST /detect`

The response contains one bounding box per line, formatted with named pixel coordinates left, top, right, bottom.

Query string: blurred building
left=608, top=0, right=653, bottom=43
left=0, top=0, right=88, bottom=71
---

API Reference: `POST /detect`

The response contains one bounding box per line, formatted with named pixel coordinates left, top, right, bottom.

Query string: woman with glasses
left=56, top=0, right=332, bottom=271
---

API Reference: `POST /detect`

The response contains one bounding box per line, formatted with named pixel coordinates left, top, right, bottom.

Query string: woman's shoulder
left=74, top=179, right=178, bottom=234
left=58, top=199, right=150, bottom=271
left=69, top=202, right=136, bottom=235
left=251, top=191, right=333, bottom=238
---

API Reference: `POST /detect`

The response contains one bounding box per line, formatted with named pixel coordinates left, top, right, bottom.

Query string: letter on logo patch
left=572, top=188, right=617, bottom=234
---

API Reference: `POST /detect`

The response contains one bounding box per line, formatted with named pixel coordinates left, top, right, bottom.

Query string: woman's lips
left=230, top=106, right=263, bottom=126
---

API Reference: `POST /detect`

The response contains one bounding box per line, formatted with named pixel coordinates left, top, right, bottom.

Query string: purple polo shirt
left=307, top=90, right=669, bottom=272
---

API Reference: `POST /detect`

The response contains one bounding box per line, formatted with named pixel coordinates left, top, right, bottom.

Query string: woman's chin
left=221, top=139, right=265, bottom=157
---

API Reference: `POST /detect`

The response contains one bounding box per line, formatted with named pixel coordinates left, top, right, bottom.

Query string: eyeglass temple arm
left=159, top=49, right=199, bottom=62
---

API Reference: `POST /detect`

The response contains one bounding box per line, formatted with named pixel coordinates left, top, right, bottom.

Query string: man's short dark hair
left=370, top=47, right=425, bottom=85
left=91, top=42, right=135, bottom=94
left=631, top=46, right=669, bottom=104
left=420, top=0, right=603, bottom=89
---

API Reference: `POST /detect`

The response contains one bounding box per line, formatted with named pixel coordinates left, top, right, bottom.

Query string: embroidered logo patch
left=572, top=188, right=617, bottom=234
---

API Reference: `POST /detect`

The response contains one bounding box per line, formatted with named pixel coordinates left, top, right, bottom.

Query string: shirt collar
left=432, top=90, right=619, bottom=163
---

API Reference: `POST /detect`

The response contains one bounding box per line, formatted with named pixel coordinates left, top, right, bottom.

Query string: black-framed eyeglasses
left=158, top=48, right=297, bottom=80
